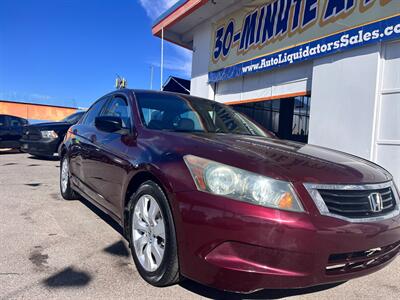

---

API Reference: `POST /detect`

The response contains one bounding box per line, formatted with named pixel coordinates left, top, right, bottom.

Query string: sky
left=0, top=0, right=191, bottom=108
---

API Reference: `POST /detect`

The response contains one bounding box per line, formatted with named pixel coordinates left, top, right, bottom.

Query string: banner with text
left=209, top=0, right=400, bottom=82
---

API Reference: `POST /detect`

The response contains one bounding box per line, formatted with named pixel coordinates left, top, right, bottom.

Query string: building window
left=231, top=95, right=311, bottom=143
left=292, top=96, right=311, bottom=139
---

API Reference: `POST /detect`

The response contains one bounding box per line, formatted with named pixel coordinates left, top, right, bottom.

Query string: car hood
left=27, top=122, right=72, bottom=131
left=174, top=133, right=392, bottom=185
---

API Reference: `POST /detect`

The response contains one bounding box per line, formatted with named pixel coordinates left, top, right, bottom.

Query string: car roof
left=91, top=89, right=216, bottom=111
left=110, top=88, right=192, bottom=98
left=0, top=114, right=27, bottom=120
left=110, top=89, right=215, bottom=104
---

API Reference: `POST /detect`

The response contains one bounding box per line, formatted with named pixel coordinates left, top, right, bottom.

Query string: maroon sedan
left=59, top=89, right=400, bottom=293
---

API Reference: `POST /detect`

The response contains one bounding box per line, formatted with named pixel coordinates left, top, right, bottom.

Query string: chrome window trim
left=304, top=181, right=400, bottom=223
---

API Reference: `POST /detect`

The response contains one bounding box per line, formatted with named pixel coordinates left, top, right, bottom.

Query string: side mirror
left=95, top=116, right=123, bottom=133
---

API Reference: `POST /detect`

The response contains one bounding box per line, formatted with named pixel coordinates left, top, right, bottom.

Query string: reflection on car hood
left=179, top=133, right=392, bottom=184
left=27, top=122, right=72, bottom=130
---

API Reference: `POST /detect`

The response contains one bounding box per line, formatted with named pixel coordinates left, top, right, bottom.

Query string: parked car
left=21, top=111, right=85, bottom=159
left=59, top=89, right=400, bottom=293
left=0, top=114, right=28, bottom=150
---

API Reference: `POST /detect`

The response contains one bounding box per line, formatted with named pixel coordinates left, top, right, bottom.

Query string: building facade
left=153, top=0, right=400, bottom=185
left=0, top=100, right=77, bottom=123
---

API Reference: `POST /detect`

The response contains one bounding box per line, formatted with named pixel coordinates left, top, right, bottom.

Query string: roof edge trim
left=152, top=0, right=208, bottom=37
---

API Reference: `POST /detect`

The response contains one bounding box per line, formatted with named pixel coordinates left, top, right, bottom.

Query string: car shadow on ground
left=103, top=240, right=130, bottom=257
left=0, top=148, right=23, bottom=155
left=43, top=267, right=92, bottom=288
left=77, top=196, right=123, bottom=236
left=73, top=194, right=346, bottom=299
left=179, top=280, right=346, bottom=299
left=28, top=155, right=59, bottom=161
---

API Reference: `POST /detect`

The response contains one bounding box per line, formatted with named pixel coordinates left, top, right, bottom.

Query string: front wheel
left=60, top=155, right=78, bottom=200
left=129, top=181, right=180, bottom=287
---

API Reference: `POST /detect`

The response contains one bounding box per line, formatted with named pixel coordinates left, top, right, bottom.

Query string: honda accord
left=59, top=89, right=400, bottom=293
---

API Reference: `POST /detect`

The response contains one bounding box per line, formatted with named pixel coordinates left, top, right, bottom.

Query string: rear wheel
left=60, top=155, right=78, bottom=200
left=129, top=181, right=179, bottom=287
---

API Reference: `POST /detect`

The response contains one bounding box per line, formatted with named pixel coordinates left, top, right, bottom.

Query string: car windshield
left=136, top=92, right=270, bottom=137
left=62, top=111, right=85, bottom=124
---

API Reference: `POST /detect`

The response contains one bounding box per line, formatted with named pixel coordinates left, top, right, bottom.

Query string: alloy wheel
left=132, top=194, right=166, bottom=272
left=61, top=157, right=69, bottom=193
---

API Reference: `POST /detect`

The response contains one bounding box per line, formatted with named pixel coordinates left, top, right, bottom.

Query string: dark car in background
left=59, top=90, right=400, bottom=293
left=0, top=114, right=29, bottom=150
left=21, top=111, right=85, bottom=159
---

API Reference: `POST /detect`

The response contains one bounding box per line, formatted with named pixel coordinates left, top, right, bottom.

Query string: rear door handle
left=90, top=134, right=97, bottom=143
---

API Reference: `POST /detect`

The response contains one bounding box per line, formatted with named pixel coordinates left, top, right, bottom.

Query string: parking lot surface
left=0, top=152, right=399, bottom=300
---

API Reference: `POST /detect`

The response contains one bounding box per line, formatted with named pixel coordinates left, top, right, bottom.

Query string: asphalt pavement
left=0, top=151, right=399, bottom=299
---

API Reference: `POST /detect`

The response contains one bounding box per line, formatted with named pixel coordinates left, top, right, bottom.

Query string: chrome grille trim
left=304, top=181, right=400, bottom=223
left=325, top=241, right=400, bottom=275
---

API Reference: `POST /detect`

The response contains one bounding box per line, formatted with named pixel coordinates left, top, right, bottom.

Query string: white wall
left=373, top=41, right=400, bottom=186
left=191, top=20, right=214, bottom=99
left=190, top=10, right=313, bottom=103
left=190, top=0, right=247, bottom=100
left=308, top=44, right=380, bottom=160
left=215, top=62, right=312, bottom=103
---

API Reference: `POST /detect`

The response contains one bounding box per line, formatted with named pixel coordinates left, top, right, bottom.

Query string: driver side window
left=102, top=96, right=132, bottom=129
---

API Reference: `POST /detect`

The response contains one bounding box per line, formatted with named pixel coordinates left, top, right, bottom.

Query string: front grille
left=318, top=187, right=397, bottom=219
left=326, top=241, right=400, bottom=275
left=22, top=127, right=42, bottom=140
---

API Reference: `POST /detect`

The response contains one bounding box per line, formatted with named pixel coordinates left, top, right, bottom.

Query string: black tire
left=128, top=181, right=180, bottom=287
left=60, top=155, right=78, bottom=200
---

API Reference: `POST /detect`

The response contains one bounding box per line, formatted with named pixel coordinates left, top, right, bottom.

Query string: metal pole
left=150, top=65, right=154, bottom=90
left=161, top=27, right=164, bottom=91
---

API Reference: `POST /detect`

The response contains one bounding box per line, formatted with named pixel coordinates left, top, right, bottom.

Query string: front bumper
left=20, top=138, right=60, bottom=157
left=0, top=140, right=21, bottom=149
left=172, top=188, right=400, bottom=293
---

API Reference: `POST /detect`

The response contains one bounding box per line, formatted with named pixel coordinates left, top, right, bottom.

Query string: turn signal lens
left=278, top=192, right=294, bottom=210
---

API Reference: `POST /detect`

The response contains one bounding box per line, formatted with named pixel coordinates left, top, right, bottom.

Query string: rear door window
left=82, top=97, right=109, bottom=126
left=62, top=112, right=85, bottom=124
left=9, top=116, right=23, bottom=127
left=0, top=115, right=7, bottom=127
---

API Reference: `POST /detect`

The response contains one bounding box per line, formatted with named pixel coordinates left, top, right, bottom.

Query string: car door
left=0, top=116, right=23, bottom=148
left=83, top=93, right=134, bottom=217
left=8, top=116, right=25, bottom=147
left=69, top=96, right=109, bottom=197
left=0, top=115, right=9, bottom=147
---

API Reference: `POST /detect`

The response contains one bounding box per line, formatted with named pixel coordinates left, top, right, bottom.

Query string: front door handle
left=90, top=134, right=97, bottom=143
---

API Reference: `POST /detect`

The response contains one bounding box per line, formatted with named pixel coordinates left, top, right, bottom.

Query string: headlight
left=41, top=130, right=58, bottom=139
left=183, top=155, right=304, bottom=212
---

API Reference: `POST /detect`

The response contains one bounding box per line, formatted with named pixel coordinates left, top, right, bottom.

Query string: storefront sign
left=209, top=0, right=400, bottom=82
